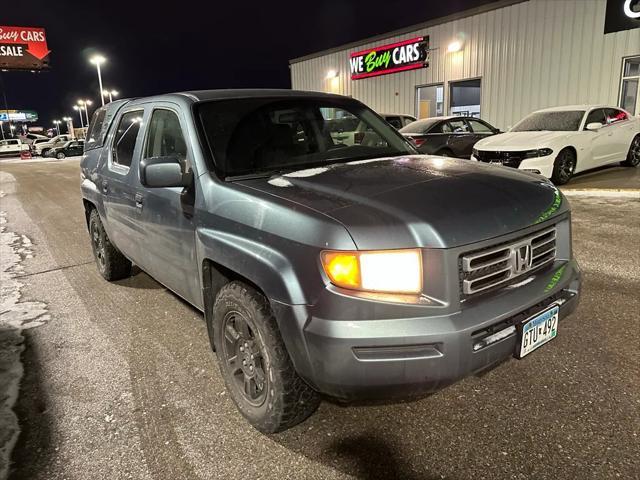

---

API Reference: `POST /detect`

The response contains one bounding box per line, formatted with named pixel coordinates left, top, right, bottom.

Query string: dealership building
left=289, top=0, right=640, bottom=130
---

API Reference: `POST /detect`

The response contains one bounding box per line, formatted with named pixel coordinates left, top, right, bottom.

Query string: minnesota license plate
left=517, top=305, right=559, bottom=358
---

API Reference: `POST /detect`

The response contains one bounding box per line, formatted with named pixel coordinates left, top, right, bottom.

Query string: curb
left=560, top=188, right=640, bottom=198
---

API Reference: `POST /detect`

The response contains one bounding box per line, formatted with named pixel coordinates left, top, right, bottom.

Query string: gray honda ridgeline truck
left=80, top=90, right=581, bottom=433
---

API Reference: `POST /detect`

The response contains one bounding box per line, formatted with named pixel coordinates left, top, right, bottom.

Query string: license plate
left=517, top=305, right=559, bottom=358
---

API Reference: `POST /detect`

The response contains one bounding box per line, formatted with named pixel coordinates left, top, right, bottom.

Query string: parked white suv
left=472, top=105, right=640, bottom=184
left=33, top=134, right=73, bottom=156
left=0, top=138, right=30, bottom=157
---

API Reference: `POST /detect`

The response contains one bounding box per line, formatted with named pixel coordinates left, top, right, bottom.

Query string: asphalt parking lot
left=0, top=158, right=639, bottom=480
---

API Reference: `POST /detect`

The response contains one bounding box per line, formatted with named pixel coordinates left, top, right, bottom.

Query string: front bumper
left=272, top=258, right=581, bottom=401
left=471, top=153, right=555, bottom=178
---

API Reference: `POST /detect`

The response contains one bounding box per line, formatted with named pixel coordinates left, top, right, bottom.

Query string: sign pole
left=0, top=71, right=11, bottom=135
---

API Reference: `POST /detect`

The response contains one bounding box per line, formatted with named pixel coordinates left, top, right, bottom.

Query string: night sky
left=3, top=0, right=495, bottom=127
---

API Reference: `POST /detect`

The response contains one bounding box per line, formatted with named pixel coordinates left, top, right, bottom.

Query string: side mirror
left=140, top=155, right=192, bottom=188
left=586, top=122, right=603, bottom=131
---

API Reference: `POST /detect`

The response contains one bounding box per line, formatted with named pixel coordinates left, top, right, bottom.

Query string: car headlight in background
left=321, top=249, right=423, bottom=294
left=524, top=148, right=553, bottom=158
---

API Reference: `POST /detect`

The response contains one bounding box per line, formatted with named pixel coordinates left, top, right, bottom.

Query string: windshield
left=512, top=111, right=585, bottom=132
left=399, top=118, right=439, bottom=134
left=197, top=97, right=416, bottom=177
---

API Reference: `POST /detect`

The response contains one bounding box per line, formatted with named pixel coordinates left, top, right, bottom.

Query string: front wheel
left=212, top=282, right=320, bottom=433
left=622, top=135, right=640, bottom=167
left=88, top=209, right=132, bottom=281
left=551, top=148, right=576, bottom=185
left=56, top=152, right=65, bottom=159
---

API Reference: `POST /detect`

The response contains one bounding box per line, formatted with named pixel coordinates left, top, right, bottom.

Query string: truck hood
left=475, top=131, right=570, bottom=150
left=237, top=155, right=566, bottom=249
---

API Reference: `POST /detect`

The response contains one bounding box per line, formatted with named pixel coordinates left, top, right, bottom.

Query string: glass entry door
left=415, top=84, right=444, bottom=119
left=620, top=56, right=639, bottom=115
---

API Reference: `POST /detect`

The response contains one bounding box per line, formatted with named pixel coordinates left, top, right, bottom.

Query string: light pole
left=102, top=89, right=118, bottom=103
left=90, top=55, right=106, bottom=106
left=9, top=125, right=15, bottom=138
left=62, top=116, right=73, bottom=136
left=77, top=100, right=92, bottom=126
left=0, top=121, right=4, bottom=140
left=73, top=105, right=84, bottom=128
left=53, top=120, right=61, bottom=136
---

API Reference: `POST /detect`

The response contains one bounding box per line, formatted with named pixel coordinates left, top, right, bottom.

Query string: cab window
left=112, top=110, right=144, bottom=168
left=144, top=109, right=187, bottom=161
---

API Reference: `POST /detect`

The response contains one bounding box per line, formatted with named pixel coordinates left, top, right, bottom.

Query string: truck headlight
left=321, top=249, right=422, bottom=294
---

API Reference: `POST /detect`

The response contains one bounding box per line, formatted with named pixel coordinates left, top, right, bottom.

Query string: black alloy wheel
left=90, top=218, right=107, bottom=275
left=551, top=149, right=576, bottom=185
left=623, top=135, right=640, bottom=167
left=221, top=310, right=268, bottom=407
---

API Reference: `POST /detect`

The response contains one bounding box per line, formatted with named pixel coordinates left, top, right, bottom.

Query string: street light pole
left=73, top=105, right=84, bottom=128
left=0, top=121, right=4, bottom=140
left=90, top=55, right=106, bottom=106
left=53, top=120, right=61, bottom=136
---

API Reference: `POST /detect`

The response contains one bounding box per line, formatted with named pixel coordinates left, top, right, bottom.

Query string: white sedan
left=471, top=105, right=640, bottom=184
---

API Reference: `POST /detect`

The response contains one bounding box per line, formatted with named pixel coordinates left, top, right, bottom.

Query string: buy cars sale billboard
left=0, top=26, right=51, bottom=70
left=350, top=36, right=429, bottom=80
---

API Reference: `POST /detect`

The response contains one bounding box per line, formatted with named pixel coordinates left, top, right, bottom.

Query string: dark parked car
left=45, top=139, right=85, bottom=159
left=400, top=116, right=500, bottom=158
left=80, top=90, right=581, bottom=433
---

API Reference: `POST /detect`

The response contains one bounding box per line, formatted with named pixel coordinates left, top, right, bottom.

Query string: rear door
left=100, top=108, right=147, bottom=265
left=604, top=108, right=634, bottom=160
left=135, top=105, right=200, bottom=306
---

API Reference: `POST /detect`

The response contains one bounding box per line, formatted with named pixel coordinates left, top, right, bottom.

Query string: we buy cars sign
left=0, top=26, right=51, bottom=70
left=350, top=36, right=429, bottom=80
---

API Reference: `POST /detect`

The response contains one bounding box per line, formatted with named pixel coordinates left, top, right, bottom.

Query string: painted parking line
left=561, top=188, right=640, bottom=198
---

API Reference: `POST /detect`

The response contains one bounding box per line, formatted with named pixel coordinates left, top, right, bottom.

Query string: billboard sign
left=0, top=26, right=50, bottom=70
left=0, top=110, right=39, bottom=122
left=605, top=0, right=640, bottom=33
left=350, top=36, right=429, bottom=80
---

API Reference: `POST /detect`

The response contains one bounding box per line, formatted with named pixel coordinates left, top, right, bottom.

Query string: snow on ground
left=0, top=184, right=50, bottom=479
left=0, top=155, right=82, bottom=164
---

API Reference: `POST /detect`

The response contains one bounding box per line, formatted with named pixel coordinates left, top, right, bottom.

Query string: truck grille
left=474, top=150, right=529, bottom=168
left=460, top=227, right=556, bottom=296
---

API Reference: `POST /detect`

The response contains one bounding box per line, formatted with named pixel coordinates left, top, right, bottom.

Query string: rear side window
left=144, top=109, right=187, bottom=160
left=443, top=120, right=469, bottom=133
left=605, top=108, right=628, bottom=125
left=86, top=105, right=121, bottom=151
left=112, top=110, right=143, bottom=168
left=386, top=116, right=402, bottom=129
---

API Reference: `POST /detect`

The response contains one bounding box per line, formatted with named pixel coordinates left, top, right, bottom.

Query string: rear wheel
left=622, top=135, right=640, bottom=167
left=88, top=209, right=131, bottom=281
left=551, top=148, right=576, bottom=185
left=212, top=281, right=320, bottom=433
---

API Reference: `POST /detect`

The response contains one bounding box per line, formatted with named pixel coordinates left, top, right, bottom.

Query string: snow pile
left=0, top=202, right=50, bottom=479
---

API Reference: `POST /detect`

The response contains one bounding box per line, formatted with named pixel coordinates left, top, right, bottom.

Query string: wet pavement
left=0, top=159, right=638, bottom=480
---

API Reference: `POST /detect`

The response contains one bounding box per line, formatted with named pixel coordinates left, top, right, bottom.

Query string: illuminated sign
left=0, top=110, right=39, bottom=122
left=605, top=0, right=640, bottom=33
left=0, top=26, right=50, bottom=70
left=350, top=36, right=429, bottom=80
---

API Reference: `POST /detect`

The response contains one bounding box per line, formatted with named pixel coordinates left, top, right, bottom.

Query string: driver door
left=583, top=108, right=612, bottom=168
left=135, top=105, right=200, bottom=307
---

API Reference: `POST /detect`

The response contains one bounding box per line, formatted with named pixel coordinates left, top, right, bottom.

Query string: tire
left=622, top=135, right=640, bottom=167
left=551, top=148, right=576, bottom=185
left=56, top=152, right=65, bottom=159
left=212, top=281, right=320, bottom=433
left=88, top=209, right=131, bottom=281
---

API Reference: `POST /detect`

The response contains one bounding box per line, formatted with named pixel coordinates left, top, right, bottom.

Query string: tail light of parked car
left=410, top=136, right=426, bottom=147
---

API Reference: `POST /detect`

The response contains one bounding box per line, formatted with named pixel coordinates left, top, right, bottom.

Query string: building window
left=449, top=79, right=481, bottom=118
left=619, top=56, right=639, bottom=115
left=416, top=84, right=444, bottom=119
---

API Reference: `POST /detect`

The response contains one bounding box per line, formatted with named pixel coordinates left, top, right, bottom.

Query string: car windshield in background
left=512, top=111, right=585, bottom=132
left=197, top=98, right=416, bottom=177
left=400, top=118, right=440, bottom=134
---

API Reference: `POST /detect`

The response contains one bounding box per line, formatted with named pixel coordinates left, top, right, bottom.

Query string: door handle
left=135, top=193, right=144, bottom=209
left=101, top=180, right=109, bottom=193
